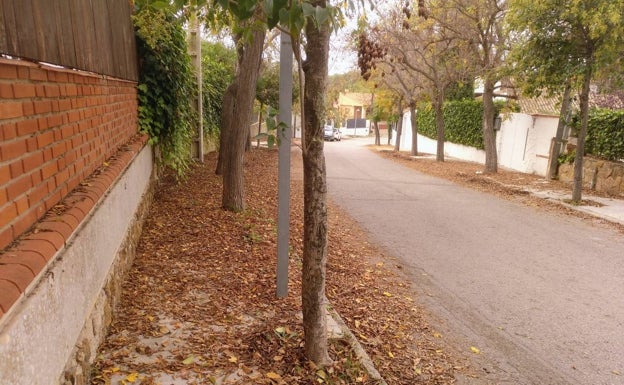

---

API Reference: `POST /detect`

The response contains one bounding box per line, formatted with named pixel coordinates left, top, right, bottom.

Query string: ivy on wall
left=583, top=108, right=624, bottom=161
left=133, top=7, right=197, bottom=175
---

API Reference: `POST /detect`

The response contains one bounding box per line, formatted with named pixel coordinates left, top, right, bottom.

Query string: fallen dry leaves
left=91, top=148, right=459, bottom=385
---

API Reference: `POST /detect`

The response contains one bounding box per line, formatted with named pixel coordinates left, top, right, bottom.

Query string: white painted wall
left=531, top=115, right=559, bottom=175
left=497, top=113, right=558, bottom=176
left=394, top=110, right=559, bottom=176
left=497, top=113, right=532, bottom=172
left=341, top=120, right=371, bottom=137
left=396, top=111, right=486, bottom=163
left=0, top=146, right=153, bottom=385
left=341, top=127, right=371, bottom=136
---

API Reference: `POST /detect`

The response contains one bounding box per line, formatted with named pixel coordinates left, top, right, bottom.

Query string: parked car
left=323, top=125, right=341, bottom=141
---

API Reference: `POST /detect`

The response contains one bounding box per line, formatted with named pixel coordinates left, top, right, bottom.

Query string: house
left=337, top=92, right=372, bottom=120
left=337, top=92, right=373, bottom=136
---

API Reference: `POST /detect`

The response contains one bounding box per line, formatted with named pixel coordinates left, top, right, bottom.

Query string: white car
left=323, top=125, right=341, bottom=141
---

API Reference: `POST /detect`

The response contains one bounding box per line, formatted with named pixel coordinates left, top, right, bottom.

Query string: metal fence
left=0, top=0, right=138, bottom=81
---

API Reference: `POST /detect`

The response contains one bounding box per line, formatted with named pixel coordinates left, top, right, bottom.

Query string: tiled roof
left=590, top=92, right=624, bottom=109
left=517, top=95, right=562, bottom=115
left=517, top=91, right=624, bottom=116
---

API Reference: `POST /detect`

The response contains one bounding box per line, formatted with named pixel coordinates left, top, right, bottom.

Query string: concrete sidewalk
left=526, top=188, right=624, bottom=225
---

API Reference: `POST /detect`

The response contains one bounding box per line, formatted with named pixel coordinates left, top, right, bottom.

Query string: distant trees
left=438, top=0, right=507, bottom=173
left=201, top=41, right=236, bottom=141
left=254, top=62, right=280, bottom=147
left=352, top=0, right=624, bottom=198
left=325, top=71, right=369, bottom=128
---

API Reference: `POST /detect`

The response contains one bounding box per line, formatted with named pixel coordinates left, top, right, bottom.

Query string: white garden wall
left=395, top=111, right=559, bottom=176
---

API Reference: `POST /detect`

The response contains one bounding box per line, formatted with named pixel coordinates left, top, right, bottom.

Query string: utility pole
left=188, top=13, right=204, bottom=162
left=276, top=32, right=293, bottom=298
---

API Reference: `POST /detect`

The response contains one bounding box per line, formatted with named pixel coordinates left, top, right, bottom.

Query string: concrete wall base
left=60, top=157, right=156, bottom=385
left=0, top=146, right=155, bottom=385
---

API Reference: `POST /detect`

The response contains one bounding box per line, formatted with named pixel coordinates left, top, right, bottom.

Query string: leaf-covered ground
left=92, top=147, right=461, bottom=385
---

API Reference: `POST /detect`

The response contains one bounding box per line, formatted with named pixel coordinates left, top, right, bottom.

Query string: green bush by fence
left=584, top=108, right=624, bottom=161
left=416, top=99, right=485, bottom=149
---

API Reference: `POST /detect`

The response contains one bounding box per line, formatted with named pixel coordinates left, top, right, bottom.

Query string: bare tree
left=441, top=0, right=507, bottom=172
left=370, top=4, right=474, bottom=161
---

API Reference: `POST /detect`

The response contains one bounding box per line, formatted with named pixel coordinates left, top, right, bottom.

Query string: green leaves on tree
left=253, top=106, right=286, bottom=148
left=202, top=41, right=237, bottom=139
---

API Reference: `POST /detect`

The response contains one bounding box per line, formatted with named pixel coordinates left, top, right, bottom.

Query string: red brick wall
left=0, top=58, right=139, bottom=250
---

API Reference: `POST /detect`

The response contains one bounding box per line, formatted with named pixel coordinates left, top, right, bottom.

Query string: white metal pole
left=276, top=32, right=293, bottom=298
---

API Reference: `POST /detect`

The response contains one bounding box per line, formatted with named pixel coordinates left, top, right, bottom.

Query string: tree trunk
left=394, top=99, right=403, bottom=152
left=434, top=91, right=444, bottom=162
left=373, top=121, right=380, bottom=146
left=301, top=0, right=332, bottom=367
left=547, top=80, right=572, bottom=180
left=216, top=83, right=237, bottom=175
left=221, top=27, right=266, bottom=211
left=482, top=77, right=498, bottom=173
left=387, top=121, right=393, bottom=145
left=572, top=66, right=593, bottom=203
left=410, top=102, right=418, bottom=156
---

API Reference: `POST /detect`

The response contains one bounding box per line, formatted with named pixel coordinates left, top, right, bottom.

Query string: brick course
left=0, top=58, right=148, bottom=317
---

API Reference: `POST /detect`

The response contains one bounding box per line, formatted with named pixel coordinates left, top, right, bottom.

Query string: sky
left=328, top=25, right=358, bottom=75
left=327, top=2, right=388, bottom=75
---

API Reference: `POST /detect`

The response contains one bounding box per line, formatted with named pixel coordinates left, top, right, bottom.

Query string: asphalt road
left=323, top=137, right=624, bottom=385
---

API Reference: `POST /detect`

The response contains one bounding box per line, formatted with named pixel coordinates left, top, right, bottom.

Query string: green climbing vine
left=133, top=6, right=197, bottom=175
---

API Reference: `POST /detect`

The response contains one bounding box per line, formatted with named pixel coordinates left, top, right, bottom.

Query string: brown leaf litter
left=91, top=148, right=459, bottom=385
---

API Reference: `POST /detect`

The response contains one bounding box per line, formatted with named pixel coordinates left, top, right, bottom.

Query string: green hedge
left=416, top=99, right=485, bottom=149
left=584, top=108, right=624, bottom=161
left=415, top=103, right=436, bottom=139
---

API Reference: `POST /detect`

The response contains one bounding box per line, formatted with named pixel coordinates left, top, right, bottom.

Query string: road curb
left=326, top=305, right=388, bottom=385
